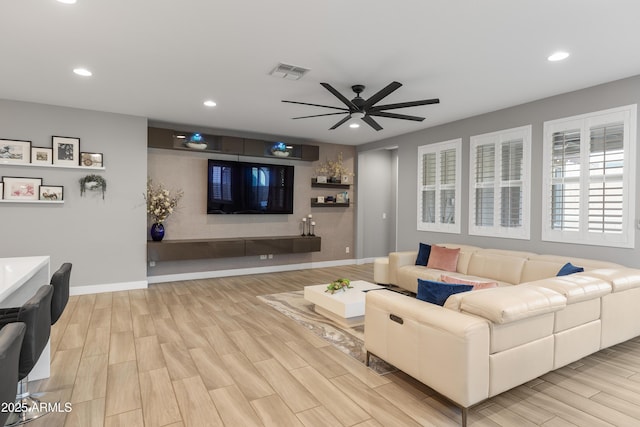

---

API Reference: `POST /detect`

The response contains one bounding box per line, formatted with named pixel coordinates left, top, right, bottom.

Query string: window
left=417, top=139, right=461, bottom=233
left=542, top=105, right=636, bottom=248
left=469, top=125, right=531, bottom=239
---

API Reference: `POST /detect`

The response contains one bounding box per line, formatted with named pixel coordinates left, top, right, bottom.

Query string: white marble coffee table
left=303, top=280, right=385, bottom=327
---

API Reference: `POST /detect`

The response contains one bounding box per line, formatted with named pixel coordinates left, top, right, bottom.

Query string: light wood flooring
left=28, top=264, right=640, bottom=426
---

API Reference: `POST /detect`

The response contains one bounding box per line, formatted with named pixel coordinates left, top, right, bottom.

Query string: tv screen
left=207, top=159, right=294, bottom=214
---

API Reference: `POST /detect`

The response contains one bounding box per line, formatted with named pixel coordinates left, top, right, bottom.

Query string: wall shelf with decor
left=0, top=200, right=63, bottom=204
left=0, top=163, right=105, bottom=171
left=311, top=178, right=350, bottom=189
left=310, top=198, right=349, bottom=208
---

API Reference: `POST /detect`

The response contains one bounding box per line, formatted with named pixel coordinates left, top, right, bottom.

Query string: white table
left=0, top=256, right=51, bottom=380
left=304, top=280, right=385, bottom=328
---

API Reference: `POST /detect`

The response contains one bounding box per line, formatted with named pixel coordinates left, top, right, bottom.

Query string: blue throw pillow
left=415, top=243, right=432, bottom=266
left=557, top=262, right=584, bottom=276
left=416, top=279, right=473, bottom=306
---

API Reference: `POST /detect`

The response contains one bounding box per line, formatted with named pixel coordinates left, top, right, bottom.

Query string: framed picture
left=31, top=147, right=52, bottom=165
left=39, top=185, right=64, bottom=201
left=336, top=191, right=348, bottom=204
left=80, top=152, right=103, bottom=168
left=2, top=176, right=42, bottom=200
left=0, top=139, right=31, bottom=164
left=52, top=136, right=80, bottom=166
left=0, top=183, right=3, bottom=200
left=316, top=196, right=325, bottom=203
left=316, top=176, right=327, bottom=184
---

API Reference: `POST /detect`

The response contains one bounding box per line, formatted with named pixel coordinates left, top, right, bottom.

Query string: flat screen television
left=207, top=159, right=294, bottom=214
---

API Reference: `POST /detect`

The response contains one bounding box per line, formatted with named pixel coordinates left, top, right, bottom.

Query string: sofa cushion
left=426, top=246, right=460, bottom=272
left=416, top=279, right=473, bottom=306
left=466, top=252, right=527, bottom=285
left=557, top=262, right=584, bottom=276
left=440, top=274, right=498, bottom=290
left=582, top=268, right=640, bottom=292
left=415, top=243, right=431, bottom=266
left=530, top=275, right=611, bottom=304
left=459, top=285, right=566, bottom=324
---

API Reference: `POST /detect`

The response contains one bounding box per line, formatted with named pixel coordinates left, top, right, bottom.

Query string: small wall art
left=0, top=139, right=31, bottom=164
left=80, top=152, right=103, bottom=168
left=52, top=136, right=80, bottom=166
left=39, top=185, right=64, bottom=201
left=31, top=147, right=53, bottom=165
left=2, top=176, right=42, bottom=200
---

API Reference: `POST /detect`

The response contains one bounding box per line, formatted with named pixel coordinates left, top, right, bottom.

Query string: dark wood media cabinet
left=147, top=235, right=321, bottom=262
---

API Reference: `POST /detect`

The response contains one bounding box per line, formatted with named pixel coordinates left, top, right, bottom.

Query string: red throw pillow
left=440, top=274, right=499, bottom=290
left=426, top=246, right=460, bottom=272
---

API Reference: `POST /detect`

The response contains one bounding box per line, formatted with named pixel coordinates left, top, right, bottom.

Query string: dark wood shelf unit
left=147, top=235, right=321, bottom=262
left=311, top=178, right=351, bottom=189
left=148, top=127, right=319, bottom=161
left=310, top=199, right=350, bottom=208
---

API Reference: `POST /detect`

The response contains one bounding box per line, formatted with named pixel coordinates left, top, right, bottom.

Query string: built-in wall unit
left=357, top=74, right=640, bottom=268
left=146, top=124, right=357, bottom=282
left=0, top=98, right=149, bottom=293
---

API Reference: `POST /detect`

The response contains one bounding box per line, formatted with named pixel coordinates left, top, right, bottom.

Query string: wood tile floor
left=27, top=264, right=640, bottom=426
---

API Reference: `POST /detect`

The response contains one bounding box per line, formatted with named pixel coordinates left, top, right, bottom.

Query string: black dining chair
left=0, top=323, right=26, bottom=427
left=50, top=263, right=72, bottom=325
left=0, top=285, right=53, bottom=426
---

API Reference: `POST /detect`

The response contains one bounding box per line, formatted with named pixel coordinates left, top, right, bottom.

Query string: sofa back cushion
left=426, top=246, right=460, bottom=272
left=437, top=244, right=480, bottom=274
left=466, top=251, right=528, bottom=285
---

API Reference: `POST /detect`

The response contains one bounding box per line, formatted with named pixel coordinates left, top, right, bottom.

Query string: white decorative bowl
left=186, top=142, right=207, bottom=150
left=272, top=150, right=290, bottom=157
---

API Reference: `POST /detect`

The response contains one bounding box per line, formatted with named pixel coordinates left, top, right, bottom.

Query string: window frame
left=417, top=139, right=461, bottom=233
left=541, top=105, right=637, bottom=248
left=468, top=125, right=532, bottom=240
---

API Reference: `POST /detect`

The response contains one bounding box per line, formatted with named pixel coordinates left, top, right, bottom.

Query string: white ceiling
left=2, top=0, right=640, bottom=146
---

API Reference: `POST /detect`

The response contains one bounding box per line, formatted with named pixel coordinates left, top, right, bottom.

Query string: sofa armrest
left=365, top=290, right=490, bottom=407
left=388, top=251, right=418, bottom=285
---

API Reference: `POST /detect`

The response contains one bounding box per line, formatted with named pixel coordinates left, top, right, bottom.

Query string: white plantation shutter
left=417, top=139, right=461, bottom=233
left=469, top=125, right=531, bottom=239
left=542, top=105, right=636, bottom=248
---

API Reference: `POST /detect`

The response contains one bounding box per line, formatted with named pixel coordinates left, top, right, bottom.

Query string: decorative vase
left=150, top=223, right=165, bottom=241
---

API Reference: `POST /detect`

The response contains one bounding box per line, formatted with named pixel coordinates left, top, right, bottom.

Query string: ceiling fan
left=282, top=81, right=439, bottom=131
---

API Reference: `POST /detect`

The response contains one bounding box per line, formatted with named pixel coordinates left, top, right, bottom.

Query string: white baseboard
left=147, top=258, right=370, bottom=284
left=70, top=280, right=148, bottom=296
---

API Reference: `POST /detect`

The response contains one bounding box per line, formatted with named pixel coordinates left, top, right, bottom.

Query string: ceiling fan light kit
left=282, top=81, right=439, bottom=131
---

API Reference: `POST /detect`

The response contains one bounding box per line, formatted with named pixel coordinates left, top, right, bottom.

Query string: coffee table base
left=314, top=305, right=365, bottom=328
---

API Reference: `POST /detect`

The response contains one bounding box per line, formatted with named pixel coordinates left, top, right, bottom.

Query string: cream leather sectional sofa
left=364, top=244, right=640, bottom=426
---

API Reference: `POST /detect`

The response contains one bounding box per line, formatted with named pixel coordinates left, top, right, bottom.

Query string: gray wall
left=358, top=74, right=640, bottom=267
left=0, top=99, right=148, bottom=288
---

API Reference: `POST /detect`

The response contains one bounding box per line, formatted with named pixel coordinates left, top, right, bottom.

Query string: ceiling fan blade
left=320, top=83, right=358, bottom=110
left=370, top=98, right=440, bottom=111
left=282, top=100, right=349, bottom=111
left=292, top=112, right=348, bottom=119
left=362, top=115, right=383, bottom=131
left=362, top=81, right=402, bottom=110
left=367, top=111, right=425, bottom=122
left=329, top=115, right=352, bottom=130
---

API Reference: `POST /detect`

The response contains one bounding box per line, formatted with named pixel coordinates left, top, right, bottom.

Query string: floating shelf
left=311, top=178, right=350, bottom=189
left=0, top=162, right=105, bottom=171
left=0, top=200, right=64, bottom=204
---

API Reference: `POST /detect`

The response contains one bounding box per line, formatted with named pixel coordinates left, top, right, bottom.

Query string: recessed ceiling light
left=548, top=51, right=570, bottom=62
left=73, top=68, right=92, bottom=77
left=349, top=123, right=360, bottom=129
left=57, top=0, right=77, bottom=4
left=203, top=100, right=217, bottom=107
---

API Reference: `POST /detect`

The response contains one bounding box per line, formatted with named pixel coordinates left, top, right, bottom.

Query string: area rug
left=257, top=290, right=397, bottom=375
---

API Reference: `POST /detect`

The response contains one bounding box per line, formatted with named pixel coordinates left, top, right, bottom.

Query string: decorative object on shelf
left=316, top=152, right=354, bottom=183
left=150, top=223, right=165, bottom=242
left=2, top=176, right=42, bottom=200
left=39, top=185, right=63, bottom=201
left=31, top=147, right=52, bottom=165
left=270, top=141, right=292, bottom=157
left=185, top=133, right=207, bottom=149
left=0, top=139, right=31, bottom=164
left=316, top=196, right=324, bottom=204
left=80, top=152, right=103, bottom=168
left=325, top=278, right=352, bottom=294
left=145, top=179, right=183, bottom=241
left=52, top=136, right=80, bottom=166
left=301, top=217, right=307, bottom=236
left=80, top=174, right=107, bottom=199
left=336, top=191, right=349, bottom=204
left=310, top=221, right=316, bottom=236
left=316, top=176, right=327, bottom=183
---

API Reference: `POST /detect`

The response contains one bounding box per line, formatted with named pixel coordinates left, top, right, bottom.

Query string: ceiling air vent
left=270, top=63, right=310, bottom=80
